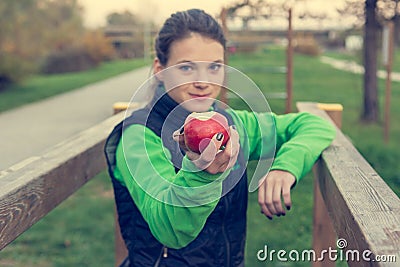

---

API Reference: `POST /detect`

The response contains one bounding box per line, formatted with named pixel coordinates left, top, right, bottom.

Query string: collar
left=148, top=84, right=191, bottom=130
left=148, top=84, right=219, bottom=130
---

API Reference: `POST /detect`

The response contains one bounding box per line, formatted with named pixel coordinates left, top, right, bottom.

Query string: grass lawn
left=0, top=47, right=399, bottom=266
left=0, top=172, right=115, bottom=267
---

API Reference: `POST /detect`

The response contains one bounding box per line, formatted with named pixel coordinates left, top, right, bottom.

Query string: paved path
left=320, top=56, right=400, bottom=82
left=0, top=66, right=150, bottom=171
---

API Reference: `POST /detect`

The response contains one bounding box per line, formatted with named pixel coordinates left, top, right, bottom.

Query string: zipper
left=154, top=246, right=168, bottom=267
left=222, top=197, right=231, bottom=267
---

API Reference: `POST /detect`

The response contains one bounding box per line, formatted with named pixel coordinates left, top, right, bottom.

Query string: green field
left=0, top=47, right=398, bottom=266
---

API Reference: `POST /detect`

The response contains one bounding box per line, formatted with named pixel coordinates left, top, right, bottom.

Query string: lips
left=189, top=93, right=211, bottom=99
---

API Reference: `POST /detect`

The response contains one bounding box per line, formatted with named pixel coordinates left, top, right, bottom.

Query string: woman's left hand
left=258, top=170, right=296, bottom=219
left=173, top=126, right=240, bottom=174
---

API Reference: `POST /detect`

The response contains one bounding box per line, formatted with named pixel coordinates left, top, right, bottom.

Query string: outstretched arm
left=114, top=124, right=238, bottom=248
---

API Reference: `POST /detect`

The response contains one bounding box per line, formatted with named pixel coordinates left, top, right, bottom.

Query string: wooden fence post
left=114, top=208, right=128, bottom=267
left=285, top=8, right=293, bottom=113
left=312, top=103, right=343, bottom=267
left=112, top=102, right=137, bottom=266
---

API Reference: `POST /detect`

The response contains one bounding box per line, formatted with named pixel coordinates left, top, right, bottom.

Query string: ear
left=153, top=58, right=165, bottom=81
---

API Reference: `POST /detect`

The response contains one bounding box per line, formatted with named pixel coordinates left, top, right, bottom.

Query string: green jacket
left=113, top=108, right=336, bottom=249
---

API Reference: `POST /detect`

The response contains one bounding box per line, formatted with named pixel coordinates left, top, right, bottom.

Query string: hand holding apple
left=172, top=112, right=240, bottom=174
left=183, top=111, right=230, bottom=153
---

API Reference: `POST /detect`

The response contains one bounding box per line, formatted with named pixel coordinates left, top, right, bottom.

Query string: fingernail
left=179, top=127, right=184, bottom=134
left=281, top=213, right=286, bottom=216
left=216, top=133, right=224, bottom=141
left=277, top=214, right=281, bottom=217
left=267, top=216, right=273, bottom=220
left=231, top=125, right=237, bottom=130
left=286, top=206, right=291, bottom=211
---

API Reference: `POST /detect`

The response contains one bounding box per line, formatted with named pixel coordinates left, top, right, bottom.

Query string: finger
left=230, top=126, right=240, bottom=156
left=172, top=127, right=186, bottom=148
left=172, top=127, right=184, bottom=141
left=224, top=126, right=239, bottom=155
left=264, top=176, right=277, bottom=216
left=188, top=133, right=223, bottom=171
left=206, top=162, right=226, bottom=175
left=225, top=145, right=239, bottom=170
left=272, top=182, right=285, bottom=215
left=218, top=126, right=239, bottom=170
left=187, top=152, right=214, bottom=171
left=200, top=133, right=223, bottom=163
left=185, top=150, right=200, bottom=161
left=282, top=182, right=293, bottom=211
left=219, top=162, right=229, bottom=172
left=225, top=154, right=237, bottom=170
left=257, top=178, right=273, bottom=219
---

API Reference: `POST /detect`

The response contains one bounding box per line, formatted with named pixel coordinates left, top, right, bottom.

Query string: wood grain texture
left=298, top=102, right=400, bottom=267
left=0, top=111, right=125, bottom=250
left=311, top=103, right=342, bottom=267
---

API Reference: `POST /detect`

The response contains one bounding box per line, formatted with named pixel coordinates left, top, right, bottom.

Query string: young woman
left=105, top=9, right=336, bottom=267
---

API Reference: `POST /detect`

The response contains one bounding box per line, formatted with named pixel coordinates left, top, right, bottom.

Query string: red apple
left=183, top=111, right=230, bottom=153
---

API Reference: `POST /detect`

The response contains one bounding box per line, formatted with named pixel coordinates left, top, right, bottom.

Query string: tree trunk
left=394, top=0, right=400, bottom=47
left=395, top=15, right=400, bottom=46
left=362, top=0, right=379, bottom=122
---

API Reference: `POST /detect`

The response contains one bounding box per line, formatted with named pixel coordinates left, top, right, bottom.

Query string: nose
left=193, top=67, right=210, bottom=89
left=193, top=81, right=209, bottom=90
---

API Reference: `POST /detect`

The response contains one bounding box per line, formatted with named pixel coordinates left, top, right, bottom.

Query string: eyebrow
left=175, top=59, right=224, bottom=65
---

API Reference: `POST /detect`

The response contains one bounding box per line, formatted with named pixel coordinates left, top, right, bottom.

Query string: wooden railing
left=298, top=102, right=400, bottom=267
left=0, top=102, right=399, bottom=266
left=0, top=111, right=125, bottom=253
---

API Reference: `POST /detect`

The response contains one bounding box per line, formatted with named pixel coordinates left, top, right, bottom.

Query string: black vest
left=105, top=88, right=248, bottom=267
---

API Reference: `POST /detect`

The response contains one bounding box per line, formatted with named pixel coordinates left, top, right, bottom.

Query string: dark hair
left=155, top=9, right=226, bottom=65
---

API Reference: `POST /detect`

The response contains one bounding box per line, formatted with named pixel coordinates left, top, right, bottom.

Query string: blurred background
left=0, top=0, right=399, bottom=266
left=0, top=0, right=370, bottom=90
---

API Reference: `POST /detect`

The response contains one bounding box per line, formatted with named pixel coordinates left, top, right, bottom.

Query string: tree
left=106, top=10, right=139, bottom=26
left=41, top=0, right=85, bottom=52
left=222, top=0, right=287, bottom=30
left=392, top=0, right=400, bottom=45
left=339, top=0, right=400, bottom=123
left=363, top=0, right=380, bottom=122
left=339, top=0, right=400, bottom=122
left=0, top=0, right=85, bottom=88
left=0, top=0, right=46, bottom=86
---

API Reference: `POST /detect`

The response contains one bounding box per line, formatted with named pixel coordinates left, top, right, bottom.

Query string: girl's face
left=154, top=33, right=225, bottom=112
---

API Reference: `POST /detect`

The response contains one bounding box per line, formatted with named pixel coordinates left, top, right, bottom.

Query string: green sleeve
left=270, top=112, right=336, bottom=181
left=227, top=109, right=336, bottom=181
left=113, top=124, right=228, bottom=249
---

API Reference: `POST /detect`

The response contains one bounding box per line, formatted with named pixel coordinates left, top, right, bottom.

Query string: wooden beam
left=113, top=102, right=142, bottom=115
left=0, top=112, right=125, bottom=250
left=311, top=103, right=342, bottom=267
left=298, top=102, right=400, bottom=266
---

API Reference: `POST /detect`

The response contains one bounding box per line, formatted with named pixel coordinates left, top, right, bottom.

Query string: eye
left=209, top=63, right=222, bottom=72
left=178, top=64, right=194, bottom=72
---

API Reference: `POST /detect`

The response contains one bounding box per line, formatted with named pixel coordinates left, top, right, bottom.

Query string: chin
left=181, top=98, right=214, bottom=112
